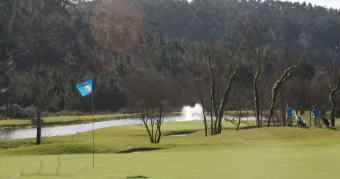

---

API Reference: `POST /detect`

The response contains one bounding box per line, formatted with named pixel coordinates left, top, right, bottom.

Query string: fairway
left=1, top=120, right=340, bottom=179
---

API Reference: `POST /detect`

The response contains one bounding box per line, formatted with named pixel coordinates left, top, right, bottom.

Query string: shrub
left=8, top=104, right=36, bottom=119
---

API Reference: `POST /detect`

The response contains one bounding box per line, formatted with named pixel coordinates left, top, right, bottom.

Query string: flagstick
left=92, top=91, right=94, bottom=167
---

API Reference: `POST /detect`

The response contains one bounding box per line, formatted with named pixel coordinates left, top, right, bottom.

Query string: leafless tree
left=238, top=18, right=268, bottom=127
left=125, top=69, right=175, bottom=143
left=228, top=62, right=253, bottom=130
left=267, top=63, right=298, bottom=127
left=207, top=46, right=239, bottom=134
left=187, top=59, right=210, bottom=136
left=321, top=60, right=340, bottom=127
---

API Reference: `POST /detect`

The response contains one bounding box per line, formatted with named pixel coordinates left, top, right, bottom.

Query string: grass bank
left=0, top=120, right=339, bottom=178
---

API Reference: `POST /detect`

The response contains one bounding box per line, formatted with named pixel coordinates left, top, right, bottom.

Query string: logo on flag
left=76, top=78, right=93, bottom=97
left=84, top=84, right=92, bottom=93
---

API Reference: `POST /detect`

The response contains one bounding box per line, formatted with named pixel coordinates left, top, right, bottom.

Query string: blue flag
left=76, top=78, right=93, bottom=97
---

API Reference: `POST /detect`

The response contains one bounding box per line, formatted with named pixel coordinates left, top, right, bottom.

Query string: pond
left=0, top=114, right=201, bottom=140
left=0, top=104, right=260, bottom=140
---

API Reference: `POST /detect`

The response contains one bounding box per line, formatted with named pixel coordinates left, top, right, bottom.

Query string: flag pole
left=92, top=91, right=94, bottom=167
left=75, top=78, right=94, bottom=166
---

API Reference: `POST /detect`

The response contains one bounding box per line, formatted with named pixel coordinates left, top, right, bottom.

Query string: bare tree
left=266, top=48, right=301, bottom=127
left=267, top=63, right=298, bottom=126
left=238, top=18, right=268, bottom=127
left=207, top=46, right=239, bottom=134
left=229, top=63, right=252, bottom=131
left=188, top=59, right=210, bottom=136
left=125, top=69, right=175, bottom=143
left=322, top=60, right=340, bottom=127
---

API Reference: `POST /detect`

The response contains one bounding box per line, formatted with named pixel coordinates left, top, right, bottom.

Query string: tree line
left=1, top=0, right=340, bottom=143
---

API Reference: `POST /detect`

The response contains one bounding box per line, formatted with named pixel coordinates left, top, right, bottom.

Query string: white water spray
left=180, top=103, right=203, bottom=120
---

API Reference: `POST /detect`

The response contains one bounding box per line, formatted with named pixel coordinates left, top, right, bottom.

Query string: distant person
left=311, top=106, right=320, bottom=127
left=286, top=105, right=294, bottom=127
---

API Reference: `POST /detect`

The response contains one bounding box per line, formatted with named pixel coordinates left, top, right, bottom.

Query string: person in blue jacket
left=311, top=106, right=320, bottom=127
left=286, top=105, right=294, bottom=127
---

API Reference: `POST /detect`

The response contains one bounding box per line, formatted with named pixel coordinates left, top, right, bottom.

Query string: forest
left=1, top=0, right=340, bottom=126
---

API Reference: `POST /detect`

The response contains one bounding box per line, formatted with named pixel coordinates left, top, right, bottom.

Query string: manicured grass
left=1, top=143, right=340, bottom=179
left=1, top=120, right=340, bottom=178
left=0, top=119, right=32, bottom=126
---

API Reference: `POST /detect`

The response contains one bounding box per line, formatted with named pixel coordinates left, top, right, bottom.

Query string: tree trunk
left=36, top=108, right=41, bottom=145
left=207, top=53, right=218, bottom=135
left=6, top=90, right=9, bottom=119
left=330, top=104, right=336, bottom=127
left=330, top=91, right=337, bottom=127
left=236, top=106, right=242, bottom=131
left=201, top=99, right=208, bottom=137
left=217, top=66, right=238, bottom=134
left=210, top=103, right=214, bottom=135
left=156, top=127, right=161, bottom=143
left=254, top=74, right=260, bottom=127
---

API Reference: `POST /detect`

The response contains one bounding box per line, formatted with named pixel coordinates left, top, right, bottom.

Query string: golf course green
left=1, top=119, right=340, bottom=179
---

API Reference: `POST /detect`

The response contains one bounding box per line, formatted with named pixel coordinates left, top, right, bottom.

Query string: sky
left=185, top=0, right=340, bottom=10
left=287, top=0, right=340, bottom=9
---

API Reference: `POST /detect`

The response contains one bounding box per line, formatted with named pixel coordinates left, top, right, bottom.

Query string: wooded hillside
left=1, top=0, right=340, bottom=120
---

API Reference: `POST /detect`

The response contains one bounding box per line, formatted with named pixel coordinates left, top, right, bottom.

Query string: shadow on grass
left=118, top=148, right=162, bottom=153
left=127, top=175, right=149, bottom=178
left=321, top=126, right=337, bottom=131
left=225, top=126, right=265, bottom=130
left=6, top=155, right=90, bottom=179
left=164, top=130, right=196, bottom=136
left=228, top=125, right=313, bottom=130
left=236, top=126, right=260, bottom=130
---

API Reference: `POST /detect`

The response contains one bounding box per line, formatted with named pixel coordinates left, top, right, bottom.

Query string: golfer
left=311, top=106, right=320, bottom=127
left=286, top=105, right=294, bottom=127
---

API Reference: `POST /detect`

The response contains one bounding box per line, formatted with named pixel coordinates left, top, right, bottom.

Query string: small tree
left=126, top=69, right=175, bottom=143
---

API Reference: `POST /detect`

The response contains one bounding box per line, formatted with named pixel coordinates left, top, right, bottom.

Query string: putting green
left=1, top=142, right=340, bottom=179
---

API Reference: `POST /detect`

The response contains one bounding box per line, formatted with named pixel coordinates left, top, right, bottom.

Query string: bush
left=8, top=104, right=36, bottom=119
